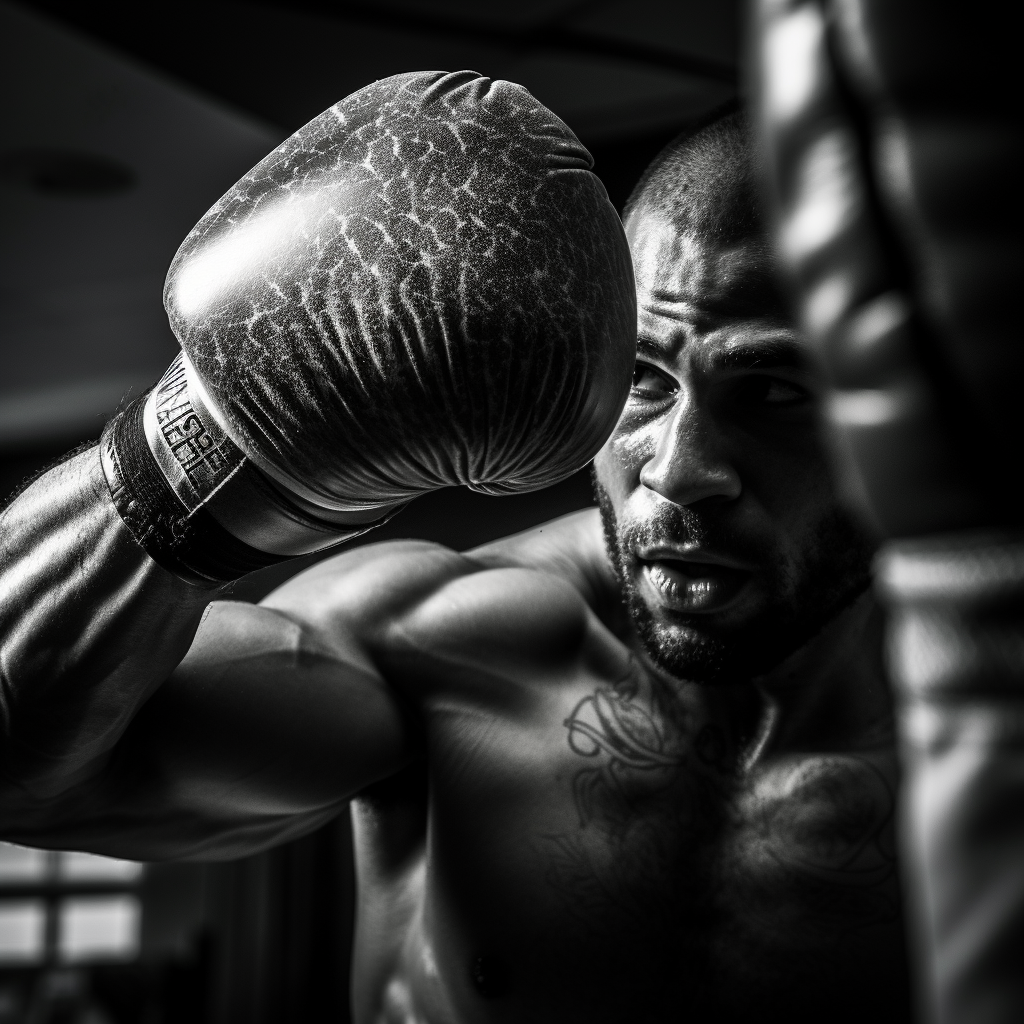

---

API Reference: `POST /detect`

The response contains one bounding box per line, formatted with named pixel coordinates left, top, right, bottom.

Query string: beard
left=594, top=474, right=875, bottom=685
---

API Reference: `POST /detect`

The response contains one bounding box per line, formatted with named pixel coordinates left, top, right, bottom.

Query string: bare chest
left=504, top=678, right=903, bottom=960
left=357, top=662, right=909, bottom=1022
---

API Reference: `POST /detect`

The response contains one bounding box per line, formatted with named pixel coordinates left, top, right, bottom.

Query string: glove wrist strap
left=142, top=353, right=246, bottom=517
left=101, top=391, right=289, bottom=587
left=101, top=356, right=401, bottom=587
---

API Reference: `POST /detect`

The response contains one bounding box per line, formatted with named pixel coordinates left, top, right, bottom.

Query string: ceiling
left=0, top=0, right=740, bottom=449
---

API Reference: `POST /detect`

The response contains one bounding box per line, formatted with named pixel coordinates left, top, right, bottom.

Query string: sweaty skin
left=0, top=214, right=910, bottom=1023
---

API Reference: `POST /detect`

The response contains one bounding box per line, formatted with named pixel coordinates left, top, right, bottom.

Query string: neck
left=743, top=590, right=892, bottom=764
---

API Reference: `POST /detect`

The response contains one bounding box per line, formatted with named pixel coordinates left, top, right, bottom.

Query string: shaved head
left=622, top=111, right=762, bottom=246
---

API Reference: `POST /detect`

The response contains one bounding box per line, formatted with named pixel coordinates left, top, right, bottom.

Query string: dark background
left=0, top=2, right=738, bottom=1020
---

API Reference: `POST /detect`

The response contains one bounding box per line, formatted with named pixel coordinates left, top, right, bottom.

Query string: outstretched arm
left=0, top=448, right=213, bottom=804
left=2, top=597, right=414, bottom=861
left=0, top=528, right=464, bottom=861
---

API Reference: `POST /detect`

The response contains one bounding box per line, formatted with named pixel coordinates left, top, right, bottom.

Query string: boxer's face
left=594, top=211, right=872, bottom=683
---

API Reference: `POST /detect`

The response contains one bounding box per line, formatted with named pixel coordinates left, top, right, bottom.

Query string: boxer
left=0, top=77, right=912, bottom=1022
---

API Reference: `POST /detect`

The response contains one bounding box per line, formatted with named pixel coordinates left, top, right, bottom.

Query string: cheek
left=740, top=446, right=843, bottom=560
left=592, top=446, right=626, bottom=508
left=595, top=408, right=659, bottom=493
left=732, top=422, right=835, bottom=511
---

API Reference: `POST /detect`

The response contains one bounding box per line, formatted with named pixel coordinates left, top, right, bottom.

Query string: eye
left=736, top=376, right=810, bottom=407
left=631, top=361, right=677, bottom=399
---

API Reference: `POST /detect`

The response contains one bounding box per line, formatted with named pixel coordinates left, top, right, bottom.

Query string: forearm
left=0, top=446, right=214, bottom=802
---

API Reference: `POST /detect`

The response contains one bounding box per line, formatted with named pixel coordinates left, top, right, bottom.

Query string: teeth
left=649, top=563, right=711, bottom=597
left=649, top=563, right=677, bottom=596
left=643, top=561, right=738, bottom=612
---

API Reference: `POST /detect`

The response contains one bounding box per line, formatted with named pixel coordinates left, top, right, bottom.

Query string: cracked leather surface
left=164, top=71, right=636, bottom=508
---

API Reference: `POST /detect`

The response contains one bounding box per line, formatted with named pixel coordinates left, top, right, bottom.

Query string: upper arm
left=139, top=599, right=414, bottom=814
left=6, top=593, right=417, bottom=861
left=2, top=531, right=612, bottom=860
left=84, top=543, right=472, bottom=859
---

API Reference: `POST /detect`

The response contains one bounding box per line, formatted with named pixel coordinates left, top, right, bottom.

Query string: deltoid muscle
left=163, top=70, right=636, bottom=510
left=750, top=2, right=1022, bottom=1022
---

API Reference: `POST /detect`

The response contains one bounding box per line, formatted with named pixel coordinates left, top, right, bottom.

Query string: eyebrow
left=637, top=335, right=680, bottom=360
left=636, top=335, right=808, bottom=371
left=711, top=339, right=808, bottom=371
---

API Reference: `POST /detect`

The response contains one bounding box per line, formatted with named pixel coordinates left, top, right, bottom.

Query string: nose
left=639, top=396, right=741, bottom=507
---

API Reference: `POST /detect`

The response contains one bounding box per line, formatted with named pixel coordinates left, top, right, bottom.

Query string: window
left=0, top=843, right=143, bottom=967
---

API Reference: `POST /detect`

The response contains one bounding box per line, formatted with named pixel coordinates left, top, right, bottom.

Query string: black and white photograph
left=0, top=2, right=1019, bottom=1022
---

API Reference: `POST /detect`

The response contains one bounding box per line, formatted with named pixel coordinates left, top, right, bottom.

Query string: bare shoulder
left=258, top=512, right=622, bottom=679
left=467, top=508, right=622, bottom=624
left=259, top=539, right=484, bottom=654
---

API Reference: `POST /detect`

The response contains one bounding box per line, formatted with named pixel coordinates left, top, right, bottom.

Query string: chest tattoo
left=546, top=659, right=903, bottom=978
left=542, top=660, right=728, bottom=938
left=563, top=664, right=691, bottom=827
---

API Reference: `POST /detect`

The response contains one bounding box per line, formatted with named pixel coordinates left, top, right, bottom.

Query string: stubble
left=593, top=476, right=874, bottom=684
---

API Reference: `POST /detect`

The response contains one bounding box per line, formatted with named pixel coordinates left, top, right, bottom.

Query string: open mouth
left=639, top=557, right=751, bottom=613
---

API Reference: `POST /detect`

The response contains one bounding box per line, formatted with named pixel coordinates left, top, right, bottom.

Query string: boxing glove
left=102, top=70, right=636, bottom=586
